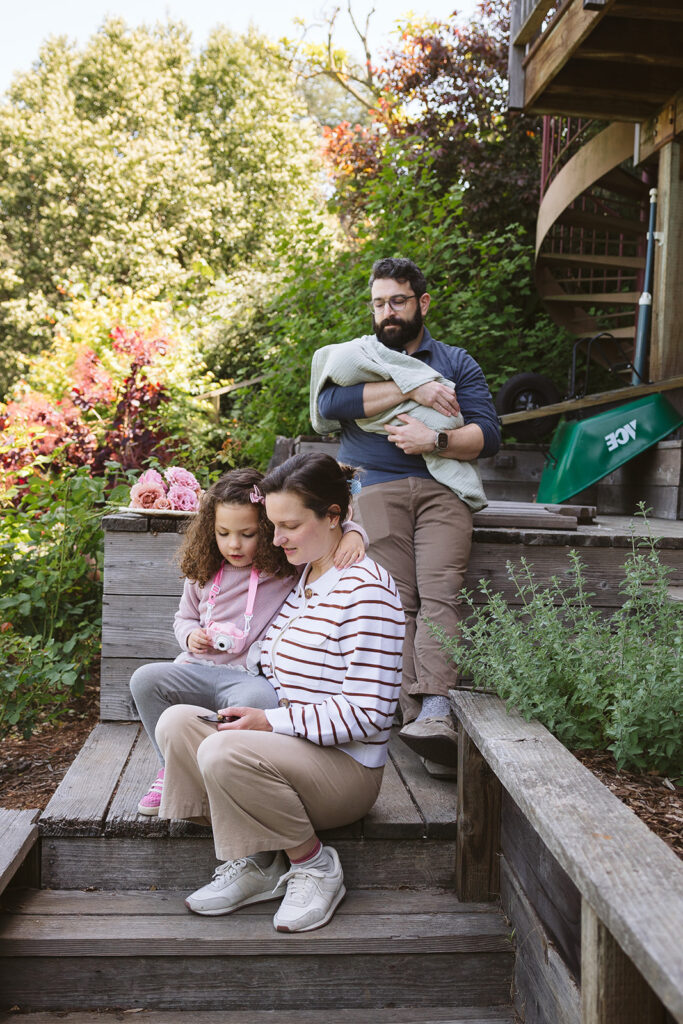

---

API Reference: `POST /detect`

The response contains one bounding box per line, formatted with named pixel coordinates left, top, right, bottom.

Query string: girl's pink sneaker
left=138, top=768, right=165, bottom=816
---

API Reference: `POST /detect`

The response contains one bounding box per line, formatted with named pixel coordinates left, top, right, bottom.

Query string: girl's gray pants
left=129, top=661, right=279, bottom=764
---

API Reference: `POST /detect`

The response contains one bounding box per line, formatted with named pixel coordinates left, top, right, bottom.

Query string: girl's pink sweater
left=173, top=566, right=297, bottom=668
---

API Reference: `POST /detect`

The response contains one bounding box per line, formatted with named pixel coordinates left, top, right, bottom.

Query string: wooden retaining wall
left=452, top=692, right=683, bottom=1024
left=100, top=511, right=683, bottom=721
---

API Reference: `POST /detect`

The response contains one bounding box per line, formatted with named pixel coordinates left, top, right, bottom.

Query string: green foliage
left=433, top=522, right=682, bottom=777
left=215, top=150, right=565, bottom=467
left=0, top=466, right=107, bottom=736
left=0, top=19, right=322, bottom=396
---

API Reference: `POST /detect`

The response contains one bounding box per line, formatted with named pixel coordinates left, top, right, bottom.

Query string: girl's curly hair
left=178, top=468, right=295, bottom=587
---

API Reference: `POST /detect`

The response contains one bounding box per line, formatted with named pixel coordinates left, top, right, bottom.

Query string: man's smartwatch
left=434, top=431, right=449, bottom=452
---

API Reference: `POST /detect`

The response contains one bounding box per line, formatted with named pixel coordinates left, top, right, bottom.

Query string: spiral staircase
left=535, top=117, right=651, bottom=390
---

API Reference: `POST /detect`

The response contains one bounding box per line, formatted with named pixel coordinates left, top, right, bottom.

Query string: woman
left=155, top=453, right=405, bottom=933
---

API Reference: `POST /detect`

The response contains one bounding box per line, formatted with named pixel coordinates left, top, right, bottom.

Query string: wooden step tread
left=0, top=887, right=510, bottom=957
left=40, top=727, right=457, bottom=843
left=0, top=1008, right=518, bottom=1023
left=0, top=808, right=40, bottom=895
left=537, top=251, right=646, bottom=270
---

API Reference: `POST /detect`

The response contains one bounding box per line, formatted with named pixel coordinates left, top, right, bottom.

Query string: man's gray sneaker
left=398, top=715, right=458, bottom=765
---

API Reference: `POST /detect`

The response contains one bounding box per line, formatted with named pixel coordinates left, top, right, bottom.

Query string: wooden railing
left=509, top=0, right=563, bottom=108
left=452, top=691, right=683, bottom=1024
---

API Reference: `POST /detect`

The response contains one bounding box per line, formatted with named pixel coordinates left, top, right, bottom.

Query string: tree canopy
left=0, top=19, right=323, bottom=393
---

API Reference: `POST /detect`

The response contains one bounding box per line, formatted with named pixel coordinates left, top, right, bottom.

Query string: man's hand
left=384, top=414, right=436, bottom=455
left=406, top=381, right=460, bottom=418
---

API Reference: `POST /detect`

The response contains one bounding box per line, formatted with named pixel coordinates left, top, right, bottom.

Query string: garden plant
left=434, top=515, right=682, bottom=778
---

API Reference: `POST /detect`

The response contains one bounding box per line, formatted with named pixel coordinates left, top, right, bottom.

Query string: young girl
left=131, top=466, right=366, bottom=815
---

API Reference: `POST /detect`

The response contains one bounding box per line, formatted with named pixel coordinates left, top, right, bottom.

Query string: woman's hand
left=187, top=627, right=213, bottom=654
left=333, top=529, right=364, bottom=569
left=217, top=707, right=273, bottom=732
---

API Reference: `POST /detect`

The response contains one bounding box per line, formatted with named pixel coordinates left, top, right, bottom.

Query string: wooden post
left=455, top=721, right=502, bottom=902
left=651, top=141, right=683, bottom=382
left=581, top=900, right=667, bottom=1024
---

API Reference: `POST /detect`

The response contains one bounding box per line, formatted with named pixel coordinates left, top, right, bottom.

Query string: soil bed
left=1, top=686, right=681, bottom=859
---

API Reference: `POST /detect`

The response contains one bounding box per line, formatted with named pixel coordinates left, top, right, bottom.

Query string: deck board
left=40, top=723, right=139, bottom=836
left=0, top=808, right=40, bottom=894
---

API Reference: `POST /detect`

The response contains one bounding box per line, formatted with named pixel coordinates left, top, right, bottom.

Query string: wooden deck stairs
left=0, top=727, right=516, bottom=1020
left=536, top=118, right=650, bottom=379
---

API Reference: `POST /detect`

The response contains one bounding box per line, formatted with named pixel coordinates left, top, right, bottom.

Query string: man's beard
left=373, top=305, right=423, bottom=350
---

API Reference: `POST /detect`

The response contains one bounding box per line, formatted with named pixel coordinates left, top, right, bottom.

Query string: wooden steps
left=38, top=727, right=458, bottom=889
left=0, top=886, right=513, bottom=1013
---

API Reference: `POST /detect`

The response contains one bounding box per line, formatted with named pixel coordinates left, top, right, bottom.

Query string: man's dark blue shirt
left=317, top=328, right=501, bottom=487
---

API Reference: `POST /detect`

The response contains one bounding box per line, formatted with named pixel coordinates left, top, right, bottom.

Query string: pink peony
left=138, top=468, right=165, bottom=487
left=165, top=466, right=200, bottom=493
left=168, top=485, right=199, bottom=512
left=130, top=482, right=166, bottom=509
left=152, top=495, right=173, bottom=510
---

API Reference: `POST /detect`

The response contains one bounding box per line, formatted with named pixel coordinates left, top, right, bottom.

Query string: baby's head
left=178, top=468, right=294, bottom=586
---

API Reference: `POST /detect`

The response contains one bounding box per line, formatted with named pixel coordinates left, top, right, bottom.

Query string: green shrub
left=433, top=520, right=682, bottom=777
left=0, top=465, right=111, bottom=736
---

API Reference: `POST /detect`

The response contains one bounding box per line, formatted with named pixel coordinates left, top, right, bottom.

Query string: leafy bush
left=0, top=466, right=114, bottom=736
left=1, top=289, right=221, bottom=487
left=433, top=523, right=682, bottom=777
left=215, top=151, right=567, bottom=468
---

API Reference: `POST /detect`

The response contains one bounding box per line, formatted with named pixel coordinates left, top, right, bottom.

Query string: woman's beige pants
left=155, top=704, right=384, bottom=861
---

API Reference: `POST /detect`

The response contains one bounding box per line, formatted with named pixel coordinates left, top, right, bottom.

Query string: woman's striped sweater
left=261, top=556, right=405, bottom=768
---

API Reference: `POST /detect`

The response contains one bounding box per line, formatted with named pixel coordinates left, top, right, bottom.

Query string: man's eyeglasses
left=369, top=294, right=417, bottom=313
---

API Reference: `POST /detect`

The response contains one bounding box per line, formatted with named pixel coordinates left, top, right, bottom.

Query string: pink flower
left=152, top=495, right=173, bottom=510
left=130, top=482, right=166, bottom=509
left=168, top=485, right=199, bottom=512
left=165, top=466, right=200, bottom=492
left=139, top=468, right=165, bottom=487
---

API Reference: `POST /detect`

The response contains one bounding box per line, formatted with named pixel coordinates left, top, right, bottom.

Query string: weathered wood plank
left=455, top=724, right=501, bottom=902
left=40, top=724, right=139, bottom=836
left=104, top=531, right=184, bottom=596
left=0, top=886, right=498, bottom=918
left=105, top=729, right=168, bottom=838
left=101, top=595, right=181, bottom=658
left=0, top=1008, right=518, bottom=1024
left=501, top=789, right=581, bottom=978
left=363, top=749, right=424, bottom=839
left=452, top=692, right=683, bottom=1022
left=581, top=899, right=668, bottom=1024
left=0, top=908, right=510, bottom=956
left=501, top=856, right=581, bottom=1024
left=0, top=951, right=513, bottom=1012
left=388, top=732, right=458, bottom=839
left=41, top=836, right=457, bottom=890
left=0, top=808, right=40, bottom=894
left=100, top=658, right=145, bottom=719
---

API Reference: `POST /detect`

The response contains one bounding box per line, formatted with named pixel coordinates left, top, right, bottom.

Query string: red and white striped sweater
left=262, top=556, right=405, bottom=768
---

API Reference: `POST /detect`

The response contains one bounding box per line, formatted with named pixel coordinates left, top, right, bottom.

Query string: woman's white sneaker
left=273, top=846, right=346, bottom=932
left=185, top=852, right=287, bottom=916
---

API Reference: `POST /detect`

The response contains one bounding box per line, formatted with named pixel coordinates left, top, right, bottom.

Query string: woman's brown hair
left=260, top=453, right=356, bottom=522
left=178, top=468, right=295, bottom=587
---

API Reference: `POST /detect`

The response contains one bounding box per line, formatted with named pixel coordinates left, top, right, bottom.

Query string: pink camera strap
left=206, top=563, right=260, bottom=634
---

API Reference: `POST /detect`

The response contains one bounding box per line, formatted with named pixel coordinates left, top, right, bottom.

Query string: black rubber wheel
left=495, top=372, right=562, bottom=443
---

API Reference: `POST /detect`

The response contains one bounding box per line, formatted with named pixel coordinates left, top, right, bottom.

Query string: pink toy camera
left=206, top=619, right=248, bottom=653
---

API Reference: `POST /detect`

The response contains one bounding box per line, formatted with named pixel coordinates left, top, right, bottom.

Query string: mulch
left=1, top=687, right=681, bottom=860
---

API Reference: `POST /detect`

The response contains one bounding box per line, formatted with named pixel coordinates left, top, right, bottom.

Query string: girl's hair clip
left=349, top=477, right=362, bottom=496
left=250, top=485, right=265, bottom=505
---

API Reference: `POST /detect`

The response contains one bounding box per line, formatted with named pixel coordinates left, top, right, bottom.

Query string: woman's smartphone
left=197, top=713, right=239, bottom=725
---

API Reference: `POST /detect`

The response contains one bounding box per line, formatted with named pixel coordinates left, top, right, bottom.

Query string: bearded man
left=310, top=257, right=501, bottom=774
